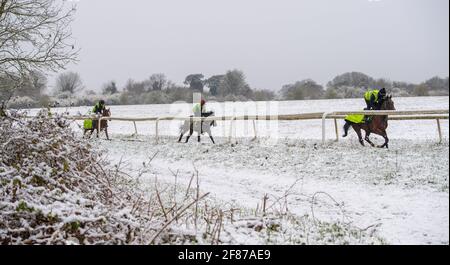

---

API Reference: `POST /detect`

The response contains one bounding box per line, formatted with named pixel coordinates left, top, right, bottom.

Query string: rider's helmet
left=200, top=99, right=206, bottom=106
left=379, top=88, right=386, bottom=99
left=99, top=99, right=105, bottom=105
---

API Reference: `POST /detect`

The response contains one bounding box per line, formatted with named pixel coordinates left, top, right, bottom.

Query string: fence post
left=252, top=119, right=257, bottom=140
left=133, top=121, right=138, bottom=136
left=233, top=116, right=238, bottom=143
left=437, top=118, right=442, bottom=143
left=155, top=118, right=161, bottom=143
left=97, top=116, right=102, bottom=138
left=228, top=116, right=236, bottom=143
left=334, top=118, right=339, bottom=142
left=322, top=112, right=330, bottom=144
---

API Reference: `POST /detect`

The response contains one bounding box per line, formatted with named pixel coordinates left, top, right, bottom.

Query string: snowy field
left=30, top=96, right=449, bottom=244
left=97, top=136, right=448, bottom=245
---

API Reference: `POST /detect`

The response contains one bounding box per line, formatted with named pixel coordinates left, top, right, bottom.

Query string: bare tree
left=102, top=80, right=118, bottom=95
left=414, top=83, right=429, bottom=96
left=124, top=78, right=145, bottom=95
left=15, top=70, right=47, bottom=97
left=184, top=73, right=204, bottom=92
left=281, top=79, right=324, bottom=100
left=0, top=0, right=78, bottom=94
left=219, top=70, right=250, bottom=96
left=55, top=71, right=82, bottom=94
left=205, top=75, right=224, bottom=96
left=148, top=73, right=167, bottom=91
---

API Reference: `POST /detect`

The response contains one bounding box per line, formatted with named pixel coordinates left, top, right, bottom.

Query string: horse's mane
left=380, top=96, right=394, bottom=123
left=102, top=108, right=111, bottom=116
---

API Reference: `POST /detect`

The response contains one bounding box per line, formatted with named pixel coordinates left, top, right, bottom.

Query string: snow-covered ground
left=29, top=96, right=449, bottom=244
left=98, top=136, right=448, bottom=245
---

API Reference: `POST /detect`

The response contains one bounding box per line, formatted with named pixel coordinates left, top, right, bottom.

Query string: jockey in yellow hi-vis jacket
left=92, top=99, right=106, bottom=114
left=364, top=87, right=386, bottom=110
left=84, top=100, right=106, bottom=129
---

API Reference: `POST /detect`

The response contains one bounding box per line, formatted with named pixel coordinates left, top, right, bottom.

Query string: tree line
left=2, top=69, right=448, bottom=108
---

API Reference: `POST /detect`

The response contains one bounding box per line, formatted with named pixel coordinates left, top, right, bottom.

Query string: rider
left=193, top=99, right=213, bottom=116
left=363, top=88, right=386, bottom=123
left=364, top=87, right=386, bottom=110
left=89, top=100, right=106, bottom=129
left=92, top=99, right=106, bottom=115
left=193, top=99, right=213, bottom=133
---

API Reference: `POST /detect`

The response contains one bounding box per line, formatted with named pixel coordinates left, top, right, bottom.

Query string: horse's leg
left=379, top=130, right=389, bottom=148
left=352, top=125, right=364, bottom=146
left=87, top=129, right=93, bottom=139
left=370, top=128, right=389, bottom=148
left=364, top=131, right=375, bottom=147
left=197, top=122, right=202, bottom=142
left=207, top=131, right=215, bottom=144
left=185, top=126, right=193, bottom=143
left=105, top=127, right=110, bottom=140
left=342, top=121, right=351, bottom=137
left=178, top=131, right=185, bottom=142
left=84, top=129, right=93, bottom=139
left=185, top=131, right=193, bottom=143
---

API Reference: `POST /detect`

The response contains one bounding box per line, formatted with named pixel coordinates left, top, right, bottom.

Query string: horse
left=83, top=108, right=111, bottom=140
left=342, top=95, right=395, bottom=148
left=178, top=111, right=217, bottom=144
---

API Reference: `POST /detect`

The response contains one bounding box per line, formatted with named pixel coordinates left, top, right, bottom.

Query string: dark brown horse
left=342, top=95, right=395, bottom=148
left=84, top=108, right=111, bottom=140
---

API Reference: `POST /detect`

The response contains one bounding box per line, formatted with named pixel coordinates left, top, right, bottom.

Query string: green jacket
left=92, top=102, right=105, bottom=114
left=193, top=104, right=204, bottom=115
left=364, top=90, right=380, bottom=102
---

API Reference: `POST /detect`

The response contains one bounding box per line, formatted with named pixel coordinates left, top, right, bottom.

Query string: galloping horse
left=178, top=112, right=217, bottom=144
left=342, top=95, right=395, bottom=148
left=84, top=108, right=111, bottom=140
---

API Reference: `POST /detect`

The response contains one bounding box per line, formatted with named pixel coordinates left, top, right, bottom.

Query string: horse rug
left=84, top=119, right=93, bottom=129
left=344, top=114, right=366, bottom=124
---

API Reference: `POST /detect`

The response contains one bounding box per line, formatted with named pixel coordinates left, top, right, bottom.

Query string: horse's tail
left=179, top=122, right=184, bottom=132
left=179, top=120, right=189, bottom=133
left=342, top=120, right=352, bottom=138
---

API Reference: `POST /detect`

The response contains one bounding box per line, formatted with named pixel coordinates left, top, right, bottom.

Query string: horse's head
left=381, top=94, right=395, bottom=111
left=102, top=108, right=111, bottom=117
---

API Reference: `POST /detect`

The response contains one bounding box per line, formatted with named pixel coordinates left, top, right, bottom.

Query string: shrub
left=0, top=110, right=156, bottom=244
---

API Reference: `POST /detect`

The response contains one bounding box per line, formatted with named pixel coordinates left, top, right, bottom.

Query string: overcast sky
left=55, top=0, right=449, bottom=92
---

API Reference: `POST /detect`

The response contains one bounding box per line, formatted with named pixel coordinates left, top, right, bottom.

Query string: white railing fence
left=33, top=109, right=449, bottom=143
